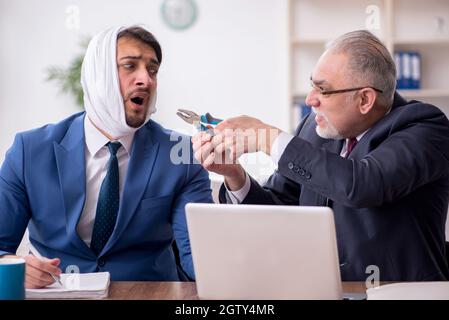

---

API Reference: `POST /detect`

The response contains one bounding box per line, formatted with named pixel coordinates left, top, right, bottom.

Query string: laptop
left=185, top=203, right=343, bottom=300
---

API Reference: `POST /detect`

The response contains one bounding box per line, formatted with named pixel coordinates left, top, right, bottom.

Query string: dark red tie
left=345, top=137, right=358, bottom=158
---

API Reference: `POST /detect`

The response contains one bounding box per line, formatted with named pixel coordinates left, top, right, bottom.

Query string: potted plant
left=46, top=37, right=90, bottom=109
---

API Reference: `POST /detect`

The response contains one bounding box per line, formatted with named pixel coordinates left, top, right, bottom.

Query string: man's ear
left=358, top=88, right=377, bottom=115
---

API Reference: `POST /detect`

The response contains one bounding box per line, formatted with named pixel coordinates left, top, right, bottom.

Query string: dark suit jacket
left=220, top=93, right=449, bottom=281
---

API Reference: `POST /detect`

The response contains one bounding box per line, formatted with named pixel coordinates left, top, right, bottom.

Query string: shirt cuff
left=270, top=132, right=295, bottom=164
left=225, top=172, right=251, bottom=204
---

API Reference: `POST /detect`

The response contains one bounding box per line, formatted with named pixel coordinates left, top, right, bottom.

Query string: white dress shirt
left=76, top=116, right=135, bottom=246
left=226, top=131, right=368, bottom=203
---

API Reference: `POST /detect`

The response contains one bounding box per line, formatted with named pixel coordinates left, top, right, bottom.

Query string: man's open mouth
left=131, top=97, right=145, bottom=105
left=129, top=91, right=150, bottom=107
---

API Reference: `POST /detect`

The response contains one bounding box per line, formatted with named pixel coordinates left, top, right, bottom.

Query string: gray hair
left=326, top=30, right=396, bottom=108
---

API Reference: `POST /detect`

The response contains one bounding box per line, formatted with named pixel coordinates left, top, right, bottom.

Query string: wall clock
left=161, top=0, right=198, bottom=30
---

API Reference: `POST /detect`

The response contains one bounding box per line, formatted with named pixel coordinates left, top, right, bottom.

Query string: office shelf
left=288, top=0, right=449, bottom=133
left=398, top=89, right=449, bottom=98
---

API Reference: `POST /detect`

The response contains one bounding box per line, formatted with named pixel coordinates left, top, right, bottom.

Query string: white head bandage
left=81, top=25, right=157, bottom=138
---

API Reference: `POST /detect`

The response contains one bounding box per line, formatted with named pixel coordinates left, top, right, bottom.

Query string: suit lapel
left=53, top=113, right=95, bottom=258
left=101, top=124, right=160, bottom=254
left=323, top=138, right=344, bottom=155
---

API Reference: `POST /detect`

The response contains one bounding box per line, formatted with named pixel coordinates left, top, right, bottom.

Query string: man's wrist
left=225, top=171, right=251, bottom=203
left=224, top=165, right=246, bottom=191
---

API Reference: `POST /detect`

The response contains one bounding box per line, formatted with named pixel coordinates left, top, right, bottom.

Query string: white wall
left=1, top=1, right=448, bottom=239
left=0, top=0, right=289, bottom=170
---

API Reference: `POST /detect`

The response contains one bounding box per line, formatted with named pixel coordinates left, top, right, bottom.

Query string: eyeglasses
left=310, top=82, right=383, bottom=96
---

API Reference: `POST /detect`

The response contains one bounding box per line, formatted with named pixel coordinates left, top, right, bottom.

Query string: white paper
left=26, top=272, right=110, bottom=299
left=367, top=282, right=449, bottom=300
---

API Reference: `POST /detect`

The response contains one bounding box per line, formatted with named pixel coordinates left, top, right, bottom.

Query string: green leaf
left=46, top=37, right=90, bottom=109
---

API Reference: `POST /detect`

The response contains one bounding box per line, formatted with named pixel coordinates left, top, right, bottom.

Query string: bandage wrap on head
left=81, top=25, right=157, bottom=139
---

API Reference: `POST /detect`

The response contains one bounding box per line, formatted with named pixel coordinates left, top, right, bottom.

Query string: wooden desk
left=107, top=282, right=367, bottom=300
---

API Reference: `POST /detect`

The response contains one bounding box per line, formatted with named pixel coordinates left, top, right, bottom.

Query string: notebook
left=26, top=272, right=110, bottom=299
left=367, top=282, right=449, bottom=300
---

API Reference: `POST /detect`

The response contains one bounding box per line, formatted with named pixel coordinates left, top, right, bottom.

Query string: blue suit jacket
left=0, top=112, right=212, bottom=280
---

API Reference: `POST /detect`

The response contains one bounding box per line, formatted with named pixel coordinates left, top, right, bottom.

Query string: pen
left=28, top=243, right=63, bottom=286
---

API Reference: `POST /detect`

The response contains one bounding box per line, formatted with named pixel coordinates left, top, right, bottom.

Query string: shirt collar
left=354, top=130, right=368, bottom=142
left=343, top=130, right=367, bottom=149
left=341, top=130, right=368, bottom=156
left=351, top=105, right=392, bottom=143
left=342, top=107, right=391, bottom=152
left=84, top=115, right=134, bottom=157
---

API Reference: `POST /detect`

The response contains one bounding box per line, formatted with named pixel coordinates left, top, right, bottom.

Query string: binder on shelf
left=394, top=51, right=421, bottom=90
left=394, top=52, right=403, bottom=89
left=410, top=51, right=421, bottom=89
left=401, top=51, right=412, bottom=89
left=293, top=99, right=312, bottom=121
left=301, top=103, right=312, bottom=119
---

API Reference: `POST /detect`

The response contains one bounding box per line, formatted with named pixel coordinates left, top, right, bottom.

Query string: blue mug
left=0, top=258, right=26, bottom=300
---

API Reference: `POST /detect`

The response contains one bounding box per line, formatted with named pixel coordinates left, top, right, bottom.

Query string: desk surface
left=107, top=282, right=368, bottom=300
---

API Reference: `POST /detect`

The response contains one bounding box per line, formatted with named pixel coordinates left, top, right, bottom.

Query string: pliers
left=177, top=109, right=223, bottom=134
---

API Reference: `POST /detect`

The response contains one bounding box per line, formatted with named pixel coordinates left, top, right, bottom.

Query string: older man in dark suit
left=193, top=30, right=449, bottom=281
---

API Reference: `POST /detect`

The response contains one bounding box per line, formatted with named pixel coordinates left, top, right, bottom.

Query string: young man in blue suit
left=0, top=25, right=212, bottom=288
left=193, top=30, right=449, bottom=281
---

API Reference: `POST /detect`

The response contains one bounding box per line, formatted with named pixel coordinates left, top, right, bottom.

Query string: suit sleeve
left=277, top=107, right=449, bottom=207
left=171, top=162, right=213, bottom=280
left=0, top=133, right=31, bottom=256
left=218, top=172, right=301, bottom=205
